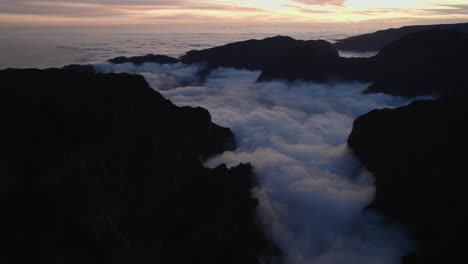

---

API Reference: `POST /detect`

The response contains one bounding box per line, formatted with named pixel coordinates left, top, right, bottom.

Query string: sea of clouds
left=96, top=62, right=421, bottom=264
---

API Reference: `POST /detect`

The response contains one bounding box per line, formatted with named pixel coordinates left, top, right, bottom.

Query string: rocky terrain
left=0, top=68, right=274, bottom=264
left=348, top=96, right=468, bottom=264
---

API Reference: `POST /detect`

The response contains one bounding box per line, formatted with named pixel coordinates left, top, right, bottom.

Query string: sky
left=0, top=0, right=467, bottom=27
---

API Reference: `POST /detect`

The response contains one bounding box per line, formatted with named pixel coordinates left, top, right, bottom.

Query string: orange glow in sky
left=0, top=0, right=467, bottom=27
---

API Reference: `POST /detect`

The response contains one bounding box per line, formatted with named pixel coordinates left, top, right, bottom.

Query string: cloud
left=428, top=4, right=468, bottom=15
left=96, top=62, right=422, bottom=263
left=291, top=0, right=344, bottom=6
left=0, top=0, right=265, bottom=16
left=94, top=62, right=203, bottom=90
left=2, top=0, right=468, bottom=26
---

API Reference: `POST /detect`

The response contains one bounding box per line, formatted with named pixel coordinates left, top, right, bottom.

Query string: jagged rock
left=0, top=68, right=274, bottom=264
left=108, top=54, right=180, bottom=65
left=335, top=22, right=468, bottom=52
left=347, top=96, right=468, bottom=264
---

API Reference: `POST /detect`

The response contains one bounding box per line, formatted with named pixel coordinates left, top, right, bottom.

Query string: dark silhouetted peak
left=262, top=35, right=296, bottom=42
left=108, top=54, right=180, bottom=65
left=180, top=36, right=338, bottom=72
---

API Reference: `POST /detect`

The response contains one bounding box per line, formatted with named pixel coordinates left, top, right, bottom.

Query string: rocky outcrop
left=0, top=68, right=274, bottom=264
left=347, top=96, right=468, bottom=264
left=108, top=54, right=180, bottom=65
left=334, top=22, right=468, bottom=52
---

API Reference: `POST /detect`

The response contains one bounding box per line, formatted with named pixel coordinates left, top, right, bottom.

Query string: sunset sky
left=1, top=0, right=467, bottom=27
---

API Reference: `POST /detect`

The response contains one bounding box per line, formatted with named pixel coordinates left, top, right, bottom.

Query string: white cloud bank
left=96, top=62, right=421, bottom=264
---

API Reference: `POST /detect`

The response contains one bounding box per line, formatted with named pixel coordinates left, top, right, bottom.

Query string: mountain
left=334, top=22, right=468, bottom=52
left=88, top=29, right=468, bottom=97
left=364, top=29, right=468, bottom=96
left=256, top=39, right=342, bottom=82
left=0, top=68, right=275, bottom=264
left=348, top=96, right=468, bottom=264
left=259, top=29, right=468, bottom=97
left=99, top=31, right=467, bottom=98
left=181, top=35, right=339, bottom=72
left=108, top=54, right=180, bottom=65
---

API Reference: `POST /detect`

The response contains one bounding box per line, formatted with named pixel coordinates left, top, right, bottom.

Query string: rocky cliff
left=348, top=96, right=468, bottom=263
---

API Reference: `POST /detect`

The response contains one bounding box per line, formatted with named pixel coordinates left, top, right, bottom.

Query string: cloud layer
left=95, top=62, right=423, bottom=263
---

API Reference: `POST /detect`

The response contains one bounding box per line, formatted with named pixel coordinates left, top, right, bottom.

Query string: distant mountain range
left=334, top=22, right=468, bottom=52
left=100, top=23, right=468, bottom=98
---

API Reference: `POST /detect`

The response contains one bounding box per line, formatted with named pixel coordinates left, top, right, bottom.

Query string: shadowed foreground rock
left=0, top=68, right=275, bottom=264
left=347, top=96, right=468, bottom=264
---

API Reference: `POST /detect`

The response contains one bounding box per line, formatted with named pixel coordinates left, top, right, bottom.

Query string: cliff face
left=347, top=96, right=468, bottom=263
left=0, top=69, right=272, bottom=264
